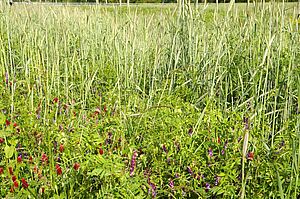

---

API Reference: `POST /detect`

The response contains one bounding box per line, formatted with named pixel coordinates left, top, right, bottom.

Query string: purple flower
left=36, top=108, right=41, bottom=119
left=237, top=173, right=242, bottom=181
left=59, top=124, right=63, bottom=131
left=167, top=157, right=171, bottom=165
left=108, top=132, right=112, bottom=139
left=16, top=143, right=22, bottom=151
left=205, top=183, right=210, bottom=192
left=144, top=168, right=151, bottom=177
left=224, top=139, right=228, bottom=149
left=162, top=144, right=168, bottom=154
left=175, top=173, right=180, bottom=178
left=169, top=179, right=174, bottom=189
left=221, top=149, right=225, bottom=155
left=148, top=178, right=157, bottom=198
left=174, top=141, right=180, bottom=152
left=208, top=148, right=213, bottom=157
left=238, top=136, right=242, bottom=143
left=279, top=140, right=285, bottom=148
left=243, top=117, right=249, bottom=130
left=188, top=128, right=193, bottom=136
left=5, top=72, right=8, bottom=85
left=152, top=190, right=157, bottom=198
left=105, top=132, right=113, bottom=145
left=130, top=150, right=138, bottom=177
left=53, top=141, right=58, bottom=153
left=196, top=172, right=201, bottom=180
left=215, top=176, right=221, bottom=185
left=187, top=166, right=194, bottom=176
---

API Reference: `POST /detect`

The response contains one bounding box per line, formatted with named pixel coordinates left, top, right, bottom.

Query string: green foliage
left=0, top=2, right=299, bottom=198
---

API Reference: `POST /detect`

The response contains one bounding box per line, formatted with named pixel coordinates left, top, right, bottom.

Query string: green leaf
left=88, top=168, right=103, bottom=176
left=0, top=113, right=5, bottom=124
left=0, top=130, right=9, bottom=137
left=276, top=169, right=284, bottom=199
left=9, top=139, right=18, bottom=146
left=4, top=145, right=15, bottom=159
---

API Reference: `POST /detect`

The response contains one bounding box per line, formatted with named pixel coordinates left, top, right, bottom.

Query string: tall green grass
left=0, top=2, right=299, bottom=197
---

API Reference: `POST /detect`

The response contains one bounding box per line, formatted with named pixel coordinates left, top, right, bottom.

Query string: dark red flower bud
left=17, top=155, right=22, bottom=163
left=103, top=105, right=107, bottom=113
left=0, top=167, right=3, bottom=174
left=73, top=163, right=80, bottom=171
left=13, top=180, right=18, bottom=188
left=53, top=97, right=59, bottom=103
left=247, top=151, right=254, bottom=161
left=99, top=148, right=104, bottom=155
left=21, top=178, right=29, bottom=189
left=9, top=167, right=13, bottom=175
left=29, top=156, right=33, bottom=163
left=94, top=108, right=101, bottom=115
left=59, top=144, right=64, bottom=153
left=5, top=119, right=10, bottom=126
left=33, top=165, right=38, bottom=173
left=0, top=138, right=4, bottom=144
left=41, top=153, right=48, bottom=163
left=13, top=123, right=17, bottom=128
left=12, top=175, right=17, bottom=182
left=55, top=164, right=62, bottom=175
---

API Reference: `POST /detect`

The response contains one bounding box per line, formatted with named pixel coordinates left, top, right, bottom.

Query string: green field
left=0, top=2, right=299, bottom=198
